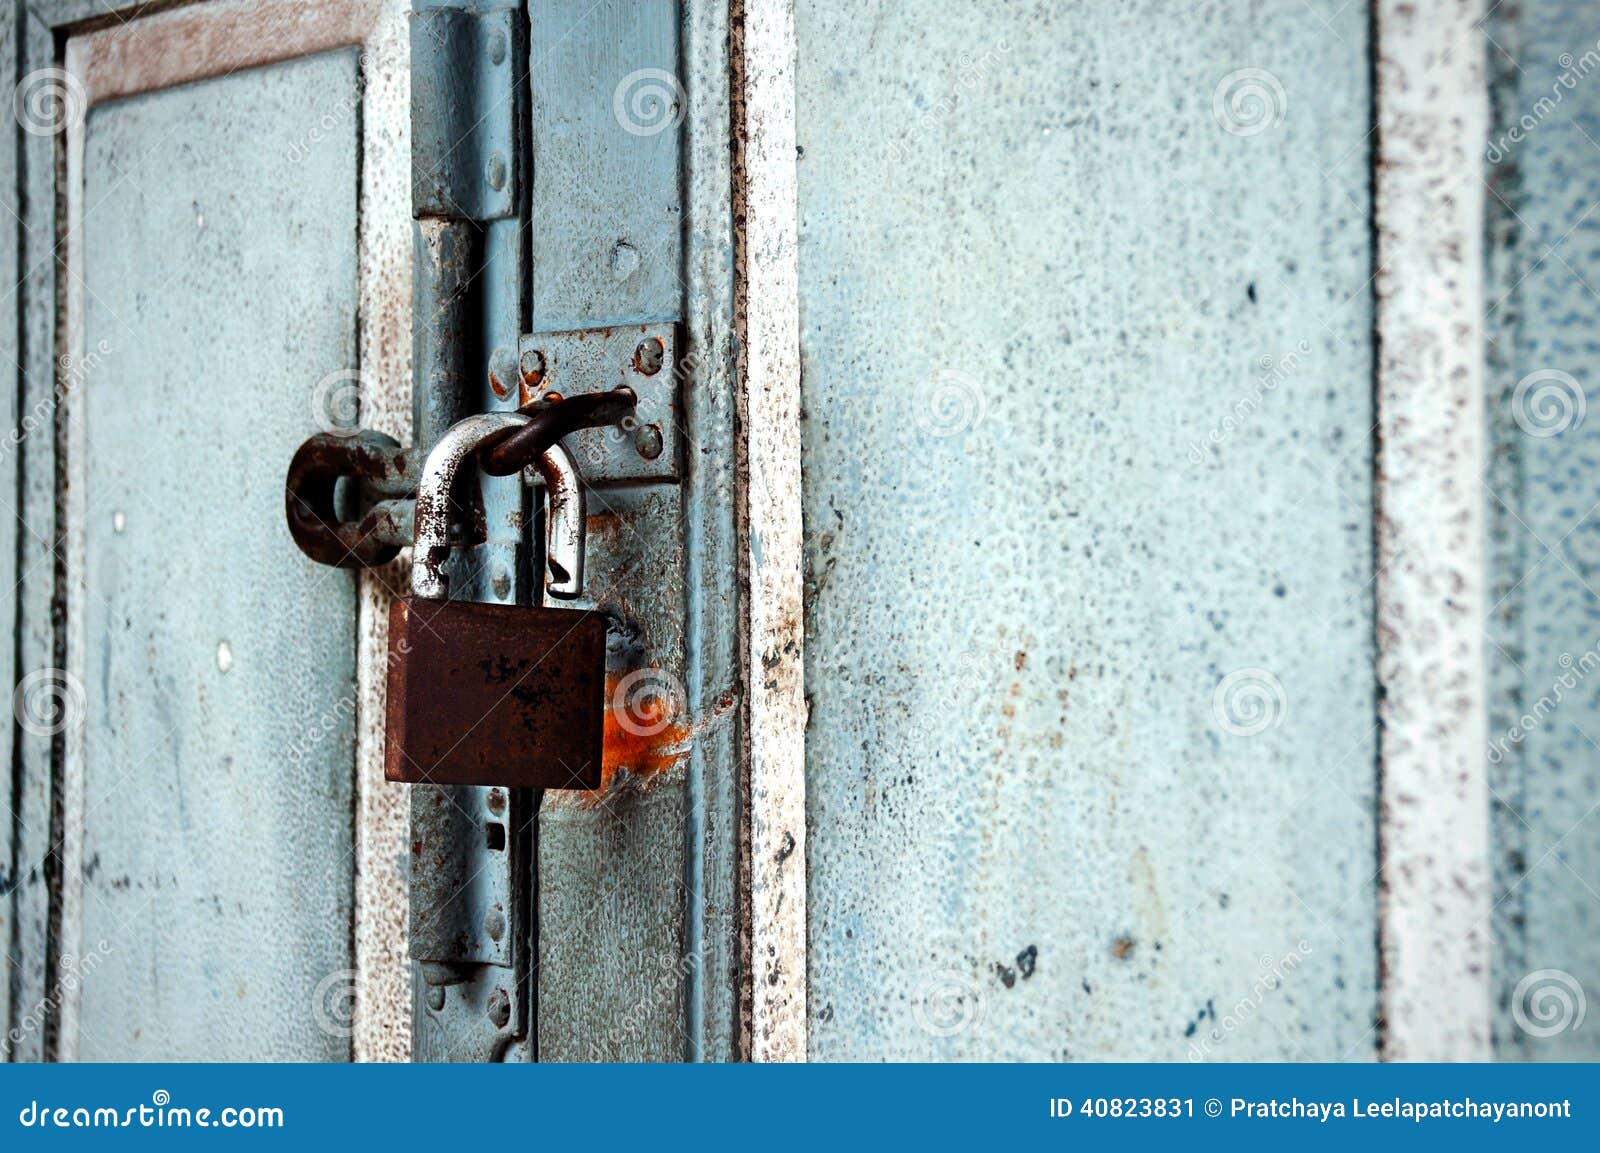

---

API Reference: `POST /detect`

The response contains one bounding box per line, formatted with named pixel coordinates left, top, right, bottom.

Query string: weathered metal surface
left=679, top=0, right=743, bottom=1062
left=508, top=326, right=680, bottom=481
left=347, top=0, right=414, bottom=1065
left=479, top=387, right=638, bottom=479
left=733, top=0, right=808, bottom=1063
left=522, top=0, right=744, bottom=1063
left=410, top=5, right=519, bottom=222
left=409, top=785, right=524, bottom=971
left=68, top=51, right=361, bottom=1059
left=537, top=487, right=696, bottom=1060
left=1374, top=0, right=1491, bottom=1062
left=409, top=0, right=534, bottom=1063
left=0, top=2, right=18, bottom=1057
left=529, top=0, right=682, bottom=330
left=386, top=598, right=607, bottom=788
left=796, top=0, right=1377, bottom=1059
left=1484, top=0, right=1600, bottom=1061
left=7, top=5, right=65, bottom=1064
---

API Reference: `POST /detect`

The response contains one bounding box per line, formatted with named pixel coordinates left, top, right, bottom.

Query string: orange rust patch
left=580, top=674, right=737, bottom=807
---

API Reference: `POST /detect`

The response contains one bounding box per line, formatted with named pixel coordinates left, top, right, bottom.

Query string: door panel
left=797, top=0, right=1377, bottom=1059
left=1485, top=0, right=1600, bottom=1061
left=71, top=54, right=360, bottom=1061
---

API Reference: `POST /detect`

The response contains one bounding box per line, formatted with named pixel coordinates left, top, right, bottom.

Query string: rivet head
left=487, top=29, right=508, bottom=65
left=486, top=988, right=511, bottom=1029
left=488, top=346, right=516, bottom=398
left=610, top=241, right=640, bottom=280
left=518, top=348, right=545, bottom=389
left=633, top=337, right=665, bottom=376
left=426, top=985, right=446, bottom=1012
left=635, top=423, right=664, bottom=460
left=484, top=908, right=506, bottom=942
left=486, top=152, right=507, bottom=192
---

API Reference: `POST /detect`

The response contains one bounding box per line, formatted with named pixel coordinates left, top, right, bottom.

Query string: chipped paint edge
left=57, top=0, right=408, bottom=1062
left=731, top=0, right=807, bottom=1062
left=1373, top=0, right=1492, bottom=1060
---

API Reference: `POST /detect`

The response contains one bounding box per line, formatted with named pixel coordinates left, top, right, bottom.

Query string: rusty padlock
left=385, top=412, right=606, bottom=789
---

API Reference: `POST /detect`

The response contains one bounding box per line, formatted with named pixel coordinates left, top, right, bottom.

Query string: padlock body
left=385, top=597, right=607, bottom=788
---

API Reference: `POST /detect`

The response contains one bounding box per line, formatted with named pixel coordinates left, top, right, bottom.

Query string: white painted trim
left=1373, top=0, right=1492, bottom=1060
left=58, top=0, right=410, bottom=1062
left=734, top=0, right=807, bottom=1062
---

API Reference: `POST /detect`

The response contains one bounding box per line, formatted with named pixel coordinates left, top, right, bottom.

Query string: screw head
left=487, top=29, right=508, bottom=65
left=633, top=337, right=665, bottom=376
left=484, top=908, right=507, bottom=942
left=486, top=988, right=511, bottom=1029
left=635, top=423, right=664, bottom=460
left=426, top=985, right=446, bottom=1012
left=518, top=348, right=546, bottom=390
left=487, top=346, right=516, bottom=398
left=486, top=152, right=507, bottom=192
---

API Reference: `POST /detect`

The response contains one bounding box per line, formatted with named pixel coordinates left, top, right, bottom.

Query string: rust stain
left=580, top=675, right=737, bottom=807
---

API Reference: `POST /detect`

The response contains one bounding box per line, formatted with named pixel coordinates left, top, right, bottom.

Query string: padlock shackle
left=412, top=413, right=588, bottom=601
left=412, top=412, right=531, bottom=598
left=536, top=442, right=584, bottom=598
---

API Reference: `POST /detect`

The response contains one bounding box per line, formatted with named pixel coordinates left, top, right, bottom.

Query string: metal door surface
left=4, top=0, right=1599, bottom=1067
left=1, top=0, right=413, bottom=1061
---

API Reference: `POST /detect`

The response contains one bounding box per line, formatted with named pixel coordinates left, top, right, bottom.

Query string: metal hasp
left=516, top=323, right=682, bottom=481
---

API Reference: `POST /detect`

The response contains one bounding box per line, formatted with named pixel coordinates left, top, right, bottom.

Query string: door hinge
left=411, top=4, right=520, bottom=223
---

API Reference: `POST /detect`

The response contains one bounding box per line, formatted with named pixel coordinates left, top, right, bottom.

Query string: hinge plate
left=411, top=6, right=519, bottom=222
left=517, top=323, right=681, bottom=482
